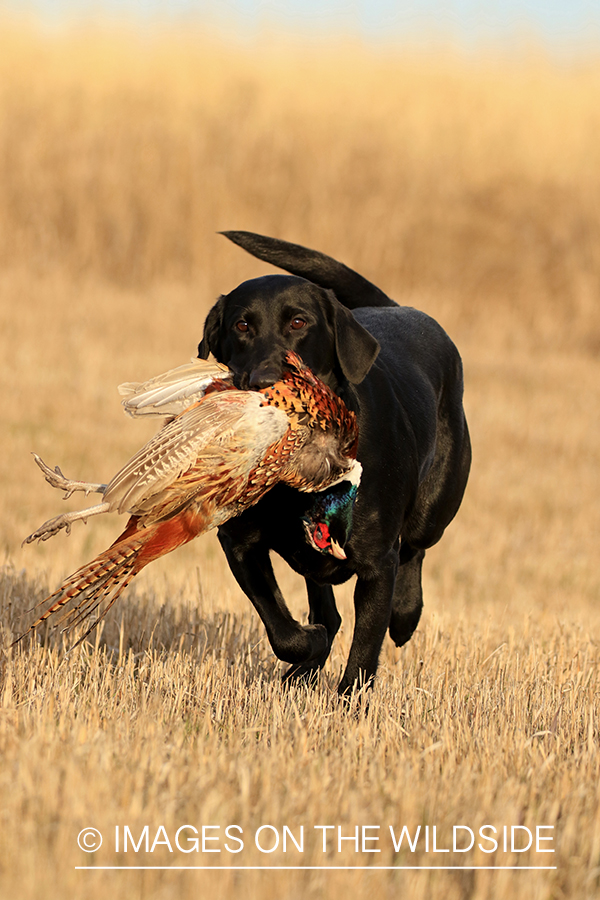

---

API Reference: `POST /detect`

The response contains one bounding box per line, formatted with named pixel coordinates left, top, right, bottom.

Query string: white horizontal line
left=75, top=866, right=557, bottom=871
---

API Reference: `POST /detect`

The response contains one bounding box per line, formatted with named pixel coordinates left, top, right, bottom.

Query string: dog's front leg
left=338, top=549, right=399, bottom=695
left=217, top=531, right=329, bottom=665
left=283, top=580, right=341, bottom=685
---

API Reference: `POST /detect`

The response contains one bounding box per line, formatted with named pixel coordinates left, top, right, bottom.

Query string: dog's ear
left=328, top=290, right=380, bottom=384
left=198, top=296, right=225, bottom=359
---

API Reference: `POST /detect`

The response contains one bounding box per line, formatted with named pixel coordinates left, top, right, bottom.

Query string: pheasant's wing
left=104, top=390, right=290, bottom=519
left=119, top=358, right=233, bottom=418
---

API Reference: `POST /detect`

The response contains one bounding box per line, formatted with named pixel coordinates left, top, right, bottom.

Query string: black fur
left=198, top=231, right=471, bottom=693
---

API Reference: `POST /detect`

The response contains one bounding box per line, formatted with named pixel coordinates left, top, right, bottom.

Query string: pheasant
left=16, top=352, right=360, bottom=645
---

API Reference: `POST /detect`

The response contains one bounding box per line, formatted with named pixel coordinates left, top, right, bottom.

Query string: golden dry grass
left=0, top=19, right=599, bottom=900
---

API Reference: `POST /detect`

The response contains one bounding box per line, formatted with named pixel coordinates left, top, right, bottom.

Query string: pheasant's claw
left=32, top=453, right=106, bottom=498
left=32, top=454, right=71, bottom=492
left=22, top=513, right=75, bottom=546
left=22, top=500, right=111, bottom=547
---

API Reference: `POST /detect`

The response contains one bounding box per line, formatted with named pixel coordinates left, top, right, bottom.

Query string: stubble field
left=0, top=20, right=599, bottom=900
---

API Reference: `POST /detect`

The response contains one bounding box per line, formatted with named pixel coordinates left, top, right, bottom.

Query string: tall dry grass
left=0, top=18, right=599, bottom=900
left=1, top=21, right=600, bottom=351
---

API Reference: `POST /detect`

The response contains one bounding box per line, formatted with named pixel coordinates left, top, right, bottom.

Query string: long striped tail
left=15, top=508, right=206, bottom=649
left=13, top=529, right=146, bottom=648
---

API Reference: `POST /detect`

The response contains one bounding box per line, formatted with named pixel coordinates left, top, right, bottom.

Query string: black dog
left=198, top=232, right=471, bottom=693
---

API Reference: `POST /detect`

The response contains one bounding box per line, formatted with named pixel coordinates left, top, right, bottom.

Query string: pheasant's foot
left=32, top=453, right=106, bottom=499
left=23, top=513, right=77, bottom=544
left=22, top=501, right=111, bottom=545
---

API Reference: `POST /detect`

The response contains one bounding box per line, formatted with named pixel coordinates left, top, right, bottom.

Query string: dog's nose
left=248, top=364, right=281, bottom=390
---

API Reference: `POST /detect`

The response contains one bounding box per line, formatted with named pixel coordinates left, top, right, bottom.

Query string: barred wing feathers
left=104, top=390, right=289, bottom=520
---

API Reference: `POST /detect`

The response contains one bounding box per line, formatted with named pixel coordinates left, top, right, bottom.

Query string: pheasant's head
left=302, top=477, right=359, bottom=560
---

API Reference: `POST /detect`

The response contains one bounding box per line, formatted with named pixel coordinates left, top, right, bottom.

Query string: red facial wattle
left=312, top=523, right=331, bottom=550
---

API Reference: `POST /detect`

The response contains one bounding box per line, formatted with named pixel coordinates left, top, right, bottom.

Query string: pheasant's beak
left=329, top=539, right=347, bottom=560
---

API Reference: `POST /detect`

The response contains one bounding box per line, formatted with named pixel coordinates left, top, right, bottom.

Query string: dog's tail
left=221, top=230, right=397, bottom=310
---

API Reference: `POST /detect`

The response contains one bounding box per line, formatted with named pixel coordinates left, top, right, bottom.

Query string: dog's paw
left=272, top=623, right=329, bottom=665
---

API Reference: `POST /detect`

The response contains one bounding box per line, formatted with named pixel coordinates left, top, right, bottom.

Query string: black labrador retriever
left=198, top=231, right=471, bottom=693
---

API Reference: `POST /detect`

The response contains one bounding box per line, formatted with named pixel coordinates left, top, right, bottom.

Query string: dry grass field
left=1, top=18, right=599, bottom=900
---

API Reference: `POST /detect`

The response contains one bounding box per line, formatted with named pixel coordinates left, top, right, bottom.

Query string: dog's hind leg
left=388, top=545, right=425, bottom=648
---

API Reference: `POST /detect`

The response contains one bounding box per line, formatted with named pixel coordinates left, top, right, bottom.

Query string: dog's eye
left=235, top=320, right=250, bottom=333
left=290, top=317, right=307, bottom=331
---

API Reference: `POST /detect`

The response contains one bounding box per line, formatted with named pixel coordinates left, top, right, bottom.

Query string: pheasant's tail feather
left=12, top=537, right=144, bottom=648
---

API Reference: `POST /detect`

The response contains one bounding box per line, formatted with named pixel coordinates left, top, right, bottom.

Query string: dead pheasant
left=16, top=351, right=360, bottom=645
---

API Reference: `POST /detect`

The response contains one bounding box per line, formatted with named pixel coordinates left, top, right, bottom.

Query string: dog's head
left=198, top=274, right=379, bottom=392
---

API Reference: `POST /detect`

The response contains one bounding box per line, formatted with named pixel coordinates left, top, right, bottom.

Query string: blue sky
left=6, top=0, right=600, bottom=46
